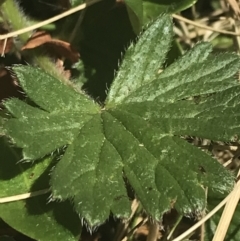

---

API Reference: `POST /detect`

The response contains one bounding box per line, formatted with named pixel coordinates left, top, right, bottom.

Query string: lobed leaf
left=3, top=15, right=239, bottom=227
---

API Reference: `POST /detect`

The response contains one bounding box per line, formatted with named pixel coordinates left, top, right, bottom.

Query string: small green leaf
left=143, top=0, right=197, bottom=23
left=125, top=0, right=143, bottom=33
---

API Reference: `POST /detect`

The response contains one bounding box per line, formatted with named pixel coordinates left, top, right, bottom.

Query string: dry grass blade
left=0, top=189, right=50, bottom=203
left=1, top=38, right=7, bottom=56
left=172, top=13, right=240, bottom=36
left=0, top=0, right=102, bottom=40
left=172, top=165, right=240, bottom=241
left=226, top=0, right=240, bottom=17
left=172, top=192, right=233, bottom=241
left=212, top=169, right=240, bottom=241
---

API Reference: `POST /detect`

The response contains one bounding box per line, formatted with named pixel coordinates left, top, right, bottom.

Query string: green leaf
left=4, top=68, right=99, bottom=160
left=115, top=46, right=240, bottom=104
left=0, top=137, right=81, bottom=241
left=3, top=15, right=239, bottom=228
left=107, top=15, right=173, bottom=106
left=143, top=0, right=197, bottom=23
left=8, top=67, right=97, bottom=114
left=125, top=0, right=143, bottom=33
left=51, top=113, right=132, bottom=225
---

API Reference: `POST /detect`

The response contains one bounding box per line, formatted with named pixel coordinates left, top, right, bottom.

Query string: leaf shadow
left=1, top=137, right=81, bottom=237
left=0, top=136, right=43, bottom=180
left=24, top=194, right=81, bottom=238
left=24, top=154, right=82, bottom=237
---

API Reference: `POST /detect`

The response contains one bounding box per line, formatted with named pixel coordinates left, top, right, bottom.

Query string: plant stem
left=1, top=0, right=30, bottom=43
left=34, top=54, right=76, bottom=87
